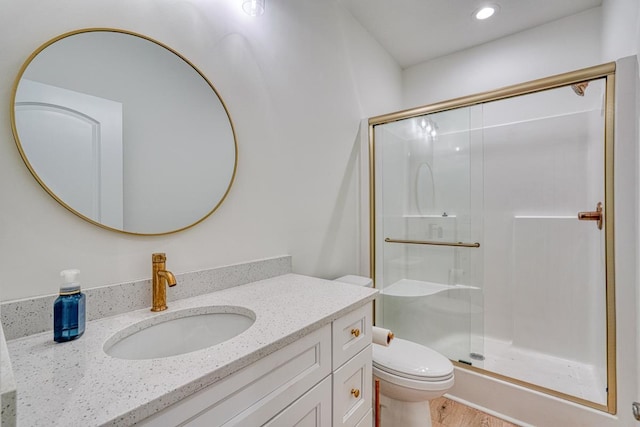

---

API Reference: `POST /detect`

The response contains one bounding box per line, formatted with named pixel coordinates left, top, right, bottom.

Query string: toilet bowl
left=374, top=338, right=454, bottom=426
left=334, top=275, right=455, bottom=427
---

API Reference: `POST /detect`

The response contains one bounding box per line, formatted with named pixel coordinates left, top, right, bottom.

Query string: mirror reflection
left=12, top=29, right=237, bottom=235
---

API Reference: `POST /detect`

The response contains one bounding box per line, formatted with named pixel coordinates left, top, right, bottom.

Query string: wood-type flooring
left=429, top=397, right=521, bottom=427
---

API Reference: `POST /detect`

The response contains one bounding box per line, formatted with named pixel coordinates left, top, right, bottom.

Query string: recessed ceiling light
left=474, top=5, right=498, bottom=20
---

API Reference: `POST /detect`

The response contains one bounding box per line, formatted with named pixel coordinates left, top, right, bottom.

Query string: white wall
left=601, top=0, right=640, bottom=63
left=403, top=8, right=603, bottom=109
left=601, top=0, right=640, bottom=408
left=0, top=0, right=402, bottom=301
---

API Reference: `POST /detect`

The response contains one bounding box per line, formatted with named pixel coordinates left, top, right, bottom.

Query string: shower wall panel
left=481, top=89, right=604, bottom=346
left=512, top=216, right=603, bottom=365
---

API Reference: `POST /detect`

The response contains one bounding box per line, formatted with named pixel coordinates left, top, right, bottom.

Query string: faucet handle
left=152, top=253, right=166, bottom=263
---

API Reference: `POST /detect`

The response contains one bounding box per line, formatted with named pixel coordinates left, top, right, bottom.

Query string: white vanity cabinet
left=139, top=302, right=373, bottom=427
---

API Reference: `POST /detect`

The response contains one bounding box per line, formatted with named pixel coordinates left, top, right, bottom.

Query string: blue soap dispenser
left=53, top=269, right=86, bottom=342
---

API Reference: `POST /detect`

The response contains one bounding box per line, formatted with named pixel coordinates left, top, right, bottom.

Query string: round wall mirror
left=11, top=29, right=237, bottom=235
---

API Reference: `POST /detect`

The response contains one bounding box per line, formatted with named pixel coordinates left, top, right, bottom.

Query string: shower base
left=471, top=337, right=606, bottom=405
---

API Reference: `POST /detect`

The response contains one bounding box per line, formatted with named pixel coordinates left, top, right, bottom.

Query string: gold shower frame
left=368, top=62, right=617, bottom=414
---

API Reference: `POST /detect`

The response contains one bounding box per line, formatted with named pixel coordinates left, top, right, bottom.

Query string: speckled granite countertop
left=1, top=320, right=17, bottom=426
left=7, top=274, right=377, bottom=426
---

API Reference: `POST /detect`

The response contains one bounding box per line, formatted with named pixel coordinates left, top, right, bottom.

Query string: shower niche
left=370, top=63, right=616, bottom=413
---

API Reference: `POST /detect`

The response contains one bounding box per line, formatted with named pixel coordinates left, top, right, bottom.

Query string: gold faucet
left=151, top=253, right=177, bottom=312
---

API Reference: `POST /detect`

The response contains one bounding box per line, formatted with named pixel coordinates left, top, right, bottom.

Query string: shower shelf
left=381, top=279, right=480, bottom=298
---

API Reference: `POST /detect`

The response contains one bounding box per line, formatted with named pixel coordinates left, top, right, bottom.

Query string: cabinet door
left=263, top=376, right=332, bottom=427
left=333, top=346, right=372, bottom=427
left=355, top=409, right=372, bottom=427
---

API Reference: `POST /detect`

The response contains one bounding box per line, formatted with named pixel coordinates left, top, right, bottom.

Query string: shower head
left=571, top=81, right=589, bottom=96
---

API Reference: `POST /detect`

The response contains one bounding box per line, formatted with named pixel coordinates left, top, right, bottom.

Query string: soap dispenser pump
left=53, top=269, right=86, bottom=342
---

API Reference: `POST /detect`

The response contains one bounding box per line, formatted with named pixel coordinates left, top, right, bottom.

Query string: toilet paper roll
left=372, top=326, right=394, bottom=346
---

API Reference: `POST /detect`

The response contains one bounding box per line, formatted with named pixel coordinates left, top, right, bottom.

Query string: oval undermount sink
left=104, top=306, right=255, bottom=360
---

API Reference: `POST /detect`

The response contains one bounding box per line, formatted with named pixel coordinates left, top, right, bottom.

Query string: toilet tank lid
left=334, top=275, right=373, bottom=287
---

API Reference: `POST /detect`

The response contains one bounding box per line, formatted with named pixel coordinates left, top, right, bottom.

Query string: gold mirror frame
left=10, top=28, right=238, bottom=236
left=368, top=62, right=617, bottom=414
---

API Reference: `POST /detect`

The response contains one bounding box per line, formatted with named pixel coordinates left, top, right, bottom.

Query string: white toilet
left=334, top=276, right=455, bottom=427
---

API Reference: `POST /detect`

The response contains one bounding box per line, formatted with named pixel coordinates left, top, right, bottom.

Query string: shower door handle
left=578, top=202, right=603, bottom=230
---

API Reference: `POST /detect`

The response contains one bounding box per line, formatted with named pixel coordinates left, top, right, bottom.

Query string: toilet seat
left=373, top=338, right=454, bottom=382
left=373, top=364, right=454, bottom=395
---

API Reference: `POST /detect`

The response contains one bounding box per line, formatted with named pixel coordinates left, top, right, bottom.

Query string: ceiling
left=340, top=0, right=602, bottom=69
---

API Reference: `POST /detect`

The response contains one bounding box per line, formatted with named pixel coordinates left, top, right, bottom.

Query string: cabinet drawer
left=332, top=345, right=372, bottom=427
left=263, top=376, right=332, bottom=426
left=332, top=302, right=372, bottom=369
left=139, top=324, right=331, bottom=426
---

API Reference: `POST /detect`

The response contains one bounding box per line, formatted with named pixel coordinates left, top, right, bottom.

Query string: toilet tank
left=334, top=275, right=373, bottom=288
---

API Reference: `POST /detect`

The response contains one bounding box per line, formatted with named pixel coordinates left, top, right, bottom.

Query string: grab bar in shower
left=384, top=238, right=480, bottom=248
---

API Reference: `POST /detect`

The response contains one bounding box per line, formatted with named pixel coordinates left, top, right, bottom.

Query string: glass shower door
left=373, top=106, right=484, bottom=365
left=370, top=69, right=614, bottom=411
left=477, top=78, right=609, bottom=405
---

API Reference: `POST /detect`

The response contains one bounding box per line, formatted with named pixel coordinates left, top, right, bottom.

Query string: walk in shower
left=369, top=63, right=616, bottom=413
